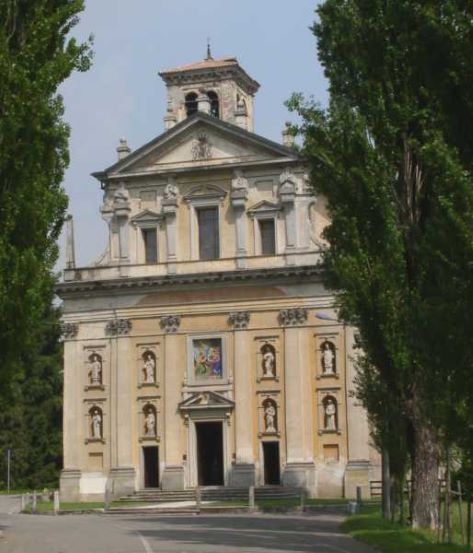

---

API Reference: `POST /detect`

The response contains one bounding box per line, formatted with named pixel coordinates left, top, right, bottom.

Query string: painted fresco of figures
left=321, top=341, right=336, bottom=375
left=263, top=399, right=277, bottom=433
left=143, top=352, right=156, bottom=383
left=193, top=339, right=222, bottom=379
left=323, top=397, right=337, bottom=431
left=89, top=353, right=102, bottom=385
left=90, top=408, right=102, bottom=439
left=261, top=344, right=276, bottom=377
left=144, top=406, right=156, bottom=437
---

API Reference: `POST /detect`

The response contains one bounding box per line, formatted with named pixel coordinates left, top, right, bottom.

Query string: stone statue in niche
left=261, top=344, right=276, bottom=378
left=324, top=398, right=337, bottom=431
left=264, top=401, right=277, bottom=433
left=89, top=354, right=102, bottom=385
left=321, top=342, right=336, bottom=375
left=91, top=408, right=102, bottom=439
left=144, top=408, right=156, bottom=437
left=143, top=352, right=156, bottom=383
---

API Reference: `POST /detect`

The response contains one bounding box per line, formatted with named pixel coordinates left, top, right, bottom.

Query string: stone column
left=280, top=308, right=316, bottom=494
left=107, top=319, right=135, bottom=497
left=279, top=169, right=297, bottom=263
left=230, top=176, right=248, bottom=269
left=228, top=312, right=255, bottom=486
left=60, top=323, right=81, bottom=501
left=344, top=326, right=371, bottom=498
left=162, top=195, right=178, bottom=274
left=65, top=215, right=76, bottom=269
left=161, top=315, right=185, bottom=490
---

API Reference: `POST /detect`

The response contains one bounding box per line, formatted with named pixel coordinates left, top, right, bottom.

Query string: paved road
left=0, top=507, right=374, bottom=553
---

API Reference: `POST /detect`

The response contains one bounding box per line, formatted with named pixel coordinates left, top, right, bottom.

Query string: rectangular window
left=197, top=207, right=219, bottom=260
left=259, top=219, right=276, bottom=255
left=142, top=228, right=158, bottom=263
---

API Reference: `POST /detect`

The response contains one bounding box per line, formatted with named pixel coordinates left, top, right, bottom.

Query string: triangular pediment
left=247, top=200, right=281, bottom=215
left=130, top=209, right=162, bottom=225
left=94, top=113, right=302, bottom=179
left=179, top=391, right=235, bottom=411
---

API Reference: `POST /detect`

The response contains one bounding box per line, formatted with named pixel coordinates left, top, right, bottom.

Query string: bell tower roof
left=159, top=54, right=260, bottom=132
left=159, top=56, right=260, bottom=96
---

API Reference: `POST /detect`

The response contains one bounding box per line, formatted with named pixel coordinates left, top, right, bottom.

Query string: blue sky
left=59, top=0, right=327, bottom=268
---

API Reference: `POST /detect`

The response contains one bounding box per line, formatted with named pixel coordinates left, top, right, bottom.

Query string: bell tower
left=159, top=49, right=260, bottom=132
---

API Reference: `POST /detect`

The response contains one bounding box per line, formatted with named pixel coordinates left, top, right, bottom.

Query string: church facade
left=58, top=54, right=379, bottom=501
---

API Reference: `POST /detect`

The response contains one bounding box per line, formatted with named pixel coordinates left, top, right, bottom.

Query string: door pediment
left=179, top=391, right=234, bottom=412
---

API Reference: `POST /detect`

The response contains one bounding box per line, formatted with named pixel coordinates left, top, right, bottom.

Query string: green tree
left=0, top=0, right=91, bottom=399
left=289, top=0, right=473, bottom=528
left=0, top=295, right=63, bottom=489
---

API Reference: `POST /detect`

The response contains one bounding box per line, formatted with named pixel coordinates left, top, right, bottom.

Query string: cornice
left=55, top=264, right=323, bottom=298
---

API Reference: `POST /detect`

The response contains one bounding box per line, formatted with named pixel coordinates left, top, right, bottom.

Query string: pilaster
left=161, top=316, right=185, bottom=490
left=60, top=329, right=81, bottom=501
left=344, top=327, right=371, bottom=498
left=280, top=308, right=316, bottom=493
left=229, top=312, right=255, bottom=486
left=107, top=318, right=135, bottom=497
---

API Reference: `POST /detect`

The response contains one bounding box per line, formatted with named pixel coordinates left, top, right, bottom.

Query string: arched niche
left=142, top=350, right=156, bottom=384
left=320, top=340, right=336, bottom=375
left=143, top=404, right=157, bottom=437
left=89, top=406, right=103, bottom=439
left=262, top=398, right=278, bottom=434
left=322, top=395, right=338, bottom=431
left=88, top=353, right=103, bottom=385
left=261, top=343, right=276, bottom=378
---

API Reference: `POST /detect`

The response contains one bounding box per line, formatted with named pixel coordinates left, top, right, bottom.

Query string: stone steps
left=118, top=486, right=302, bottom=504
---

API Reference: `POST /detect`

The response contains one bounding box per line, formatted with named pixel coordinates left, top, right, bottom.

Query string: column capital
left=60, top=322, right=79, bottom=339
left=105, top=318, right=132, bottom=336
left=228, top=311, right=250, bottom=330
left=278, top=308, right=308, bottom=326
left=160, top=315, right=181, bottom=333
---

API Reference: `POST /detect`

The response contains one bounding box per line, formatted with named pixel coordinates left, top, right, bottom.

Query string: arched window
left=207, top=91, right=220, bottom=118
left=143, top=404, right=157, bottom=437
left=185, top=92, right=198, bottom=117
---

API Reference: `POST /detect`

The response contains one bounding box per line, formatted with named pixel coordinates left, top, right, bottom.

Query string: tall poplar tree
left=0, top=1, right=91, bottom=399
left=289, top=1, right=473, bottom=528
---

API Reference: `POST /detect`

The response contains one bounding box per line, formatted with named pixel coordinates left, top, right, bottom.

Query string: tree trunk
left=382, top=447, right=392, bottom=520
left=410, top=407, right=440, bottom=529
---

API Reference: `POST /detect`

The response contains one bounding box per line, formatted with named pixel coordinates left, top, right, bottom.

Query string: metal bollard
left=32, top=490, right=37, bottom=514
left=53, top=491, right=60, bottom=515
left=20, top=494, right=26, bottom=512
left=249, top=485, right=255, bottom=511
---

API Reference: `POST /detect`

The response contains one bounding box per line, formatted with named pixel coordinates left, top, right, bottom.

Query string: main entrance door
left=263, top=442, right=280, bottom=485
left=143, top=446, right=159, bottom=488
left=196, top=421, right=224, bottom=486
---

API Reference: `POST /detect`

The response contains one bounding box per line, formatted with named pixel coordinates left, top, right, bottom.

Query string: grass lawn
left=342, top=505, right=466, bottom=552
left=23, top=500, right=105, bottom=513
